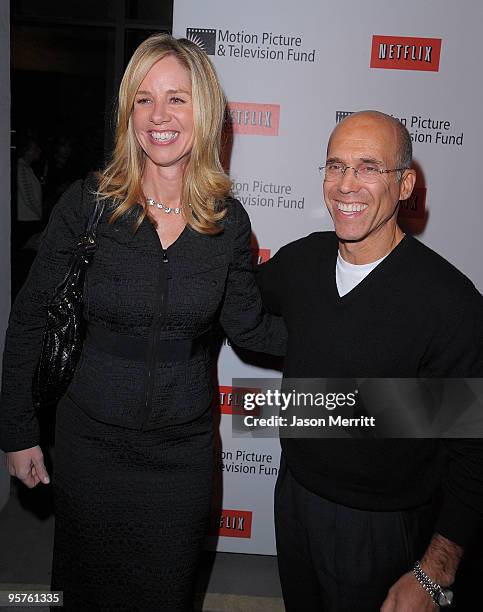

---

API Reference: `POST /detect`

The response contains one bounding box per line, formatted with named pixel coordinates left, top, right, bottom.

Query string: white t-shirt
left=336, top=251, right=387, bottom=297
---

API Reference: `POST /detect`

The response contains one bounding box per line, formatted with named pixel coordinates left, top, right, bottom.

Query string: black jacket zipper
left=141, top=222, right=169, bottom=430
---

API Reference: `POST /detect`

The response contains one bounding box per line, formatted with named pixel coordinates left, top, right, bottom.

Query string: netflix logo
left=399, top=187, right=427, bottom=219
left=251, top=248, right=271, bottom=266
left=226, top=102, right=280, bottom=136
left=217, top=385, right=261, bottom=415
left=209, top=509, right=253, bottom=538
left=370, top=36, right=442, bottom=72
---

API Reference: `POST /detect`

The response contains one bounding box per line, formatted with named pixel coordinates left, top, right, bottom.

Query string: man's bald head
left=323, top=109, right=417, bottom=261
left=328, top=111, right=412, bottom=173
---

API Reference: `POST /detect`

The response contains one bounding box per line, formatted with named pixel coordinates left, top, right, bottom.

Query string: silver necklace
left=146, top=197, right=181, bottom=215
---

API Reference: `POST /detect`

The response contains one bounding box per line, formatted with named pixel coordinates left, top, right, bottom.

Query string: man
left=257, top=111, right=483, bottom=611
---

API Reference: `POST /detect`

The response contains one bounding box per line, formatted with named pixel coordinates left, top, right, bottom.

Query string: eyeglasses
left=319, top=162, right=406, bottom=183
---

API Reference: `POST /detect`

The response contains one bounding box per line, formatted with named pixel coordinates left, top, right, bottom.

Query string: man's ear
left=398, top=168, right=417, bottom=201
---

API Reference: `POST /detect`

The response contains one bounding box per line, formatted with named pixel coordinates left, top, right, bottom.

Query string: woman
left=0, top=34, right=285, bottom=611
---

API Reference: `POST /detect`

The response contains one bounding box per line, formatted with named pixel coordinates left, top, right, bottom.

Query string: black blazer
left=0, top=177, right=286, bottom=451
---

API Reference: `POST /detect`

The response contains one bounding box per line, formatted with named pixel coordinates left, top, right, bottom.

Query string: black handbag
left=32, top=182, right=105, bottom=410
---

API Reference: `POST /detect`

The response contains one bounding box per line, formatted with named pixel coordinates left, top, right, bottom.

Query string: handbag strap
left=84, top=179, right=106, bottom=240
left=53, top=179, right=106, bottom=291
left=58, top=180, right=105, bottom=275
left=76, top=179, right=106, bottom=259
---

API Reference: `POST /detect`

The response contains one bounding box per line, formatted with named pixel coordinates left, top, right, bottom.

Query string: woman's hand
left=6, top=446, right=50, bottom=488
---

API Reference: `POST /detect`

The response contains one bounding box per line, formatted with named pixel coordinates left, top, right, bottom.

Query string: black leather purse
left=32, top=183, right=105, bottom=410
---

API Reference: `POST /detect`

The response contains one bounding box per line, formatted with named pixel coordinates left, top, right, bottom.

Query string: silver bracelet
left=413, top=560, right=453, bottom=607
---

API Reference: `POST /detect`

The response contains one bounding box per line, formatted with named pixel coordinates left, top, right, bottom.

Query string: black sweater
left=257, top=231, right=483, bottom=547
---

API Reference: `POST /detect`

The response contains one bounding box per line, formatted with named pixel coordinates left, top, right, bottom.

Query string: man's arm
left=383, top=287, right=483, bottom=610
left=420, top=533, right=463, bottom=586
left=255, top=252, right=284, bottom=316
left=381, top=534, right=462, bottom=611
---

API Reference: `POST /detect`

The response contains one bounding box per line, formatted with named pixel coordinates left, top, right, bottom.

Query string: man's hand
left=380, top=571, right=436, bottom=611
left=381, top=533, right=463, bottom=611
left=6, top=446, right=50, bottom=488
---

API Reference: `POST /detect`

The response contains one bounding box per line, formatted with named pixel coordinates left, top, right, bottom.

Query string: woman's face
left=132, top=54, right=194, bottom=170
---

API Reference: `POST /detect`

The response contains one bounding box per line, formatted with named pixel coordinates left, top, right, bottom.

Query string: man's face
left=323, top=115, right=414, bottom=247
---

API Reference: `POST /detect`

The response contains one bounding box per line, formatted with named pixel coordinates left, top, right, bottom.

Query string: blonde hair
left=97, top=33, right=231, bottom=234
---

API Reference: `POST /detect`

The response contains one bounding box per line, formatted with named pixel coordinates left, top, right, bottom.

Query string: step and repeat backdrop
left=173, top=0, right=483, bottom=554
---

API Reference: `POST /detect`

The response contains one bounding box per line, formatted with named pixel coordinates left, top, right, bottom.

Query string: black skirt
left=51, top=395, right=214, bottom=611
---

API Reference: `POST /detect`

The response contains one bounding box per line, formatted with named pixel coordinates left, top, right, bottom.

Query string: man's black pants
left=275, top=459, right=436, bottom=612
